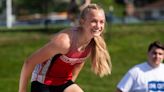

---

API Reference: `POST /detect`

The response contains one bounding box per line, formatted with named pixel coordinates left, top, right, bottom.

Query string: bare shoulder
left=50, top=28, right=73, bottom=54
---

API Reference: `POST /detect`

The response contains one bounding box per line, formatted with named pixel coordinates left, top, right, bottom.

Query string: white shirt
left=117, top=62, right=164, bottom=92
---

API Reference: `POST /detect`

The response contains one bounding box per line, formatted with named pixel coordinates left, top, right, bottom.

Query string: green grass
left=0, top=23, right=164, bottom=92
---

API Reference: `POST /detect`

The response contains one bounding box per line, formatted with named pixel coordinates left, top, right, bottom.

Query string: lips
left=91, top=29, right=102, bottom=36
left=92, top=29, right=99, bottom=32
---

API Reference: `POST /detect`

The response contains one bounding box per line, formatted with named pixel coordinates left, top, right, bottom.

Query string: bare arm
left=72, top=62, right=85, bottom=82
left=18, top=31, right=71, bottom=92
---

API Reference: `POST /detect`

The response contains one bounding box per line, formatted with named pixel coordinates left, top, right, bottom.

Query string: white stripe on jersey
left=31, top=58, right=52, bottom=83
left=60, top=55, right=87, bottom=65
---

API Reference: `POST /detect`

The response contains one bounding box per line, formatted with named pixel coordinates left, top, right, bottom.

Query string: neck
left=76, top=28, right=93, bottom=51
left=147, top=61, right=160, bottom=68
left=77, top=28, right=93, bottom=45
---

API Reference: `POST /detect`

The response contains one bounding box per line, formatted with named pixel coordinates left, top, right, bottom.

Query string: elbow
left=23, top=58, right=36, bottom=69
left=20, top=58, right=37, bottom=77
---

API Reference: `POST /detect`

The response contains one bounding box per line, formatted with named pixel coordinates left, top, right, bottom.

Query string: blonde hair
left=80, top=4, right=112, bottom=77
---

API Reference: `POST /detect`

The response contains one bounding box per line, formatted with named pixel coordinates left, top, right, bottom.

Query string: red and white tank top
left=31, top=28, right=92, bottom=86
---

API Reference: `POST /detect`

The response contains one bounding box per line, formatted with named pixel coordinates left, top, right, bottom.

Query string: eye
left=91, top=19, right=97, bottom=23
left=152, top=51, right=158, bottom=55
left=158, top=52, right=163, bottom=56
left=100, top=20, right=105, bottom=24
left=152, top=51, right=163, bottom=56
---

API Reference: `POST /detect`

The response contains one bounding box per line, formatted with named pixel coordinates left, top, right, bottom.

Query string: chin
left=92, top=31, right=102, bottom=36
left=153, top=61, right=161, bottom=66
left=93, top=33, right=101, bottom=37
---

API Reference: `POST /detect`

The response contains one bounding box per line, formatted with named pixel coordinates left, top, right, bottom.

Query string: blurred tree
left=0, top=0, right=5, bottom=13
left=13, top=0, right=55, bottom=16
left=93, top=0, right=114, bottom=11
left=114, top=0, right=159, bottom=6
left=11, top=0, right=130, bottom=18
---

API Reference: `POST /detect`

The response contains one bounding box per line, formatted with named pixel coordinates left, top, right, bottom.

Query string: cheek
left=157, top=53, right=164, bottom=59
left=148, top=53, right=154, bottom=59
left=160, top=54, right=164, bottom=60
left=101, top=23, right=105, bottom=28
left=102, top=24, right=105, bottom=29
left=90, top=22, right=96, bottom=26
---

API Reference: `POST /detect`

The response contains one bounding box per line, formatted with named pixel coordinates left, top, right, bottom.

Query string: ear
left=79, top=18, right=84, bottom=25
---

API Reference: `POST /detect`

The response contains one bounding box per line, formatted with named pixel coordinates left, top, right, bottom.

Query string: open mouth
left=92, top=29, right=100, bottom=32
left=91, top=29, right=102, bottom=36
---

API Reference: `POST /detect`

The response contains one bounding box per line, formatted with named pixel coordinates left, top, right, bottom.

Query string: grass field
left=0, top=23, right=164, bottom=92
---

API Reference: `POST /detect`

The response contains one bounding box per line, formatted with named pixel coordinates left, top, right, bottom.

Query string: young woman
left=19, top=4, right=112, bottom=92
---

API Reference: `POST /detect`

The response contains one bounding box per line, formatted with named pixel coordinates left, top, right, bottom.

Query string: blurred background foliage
left=0, top=0, right=160, bottom=16
left=9, top=0, right=124, bottom=16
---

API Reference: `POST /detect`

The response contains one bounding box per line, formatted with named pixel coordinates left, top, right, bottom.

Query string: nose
left=95, top=22, right=102, bottom=29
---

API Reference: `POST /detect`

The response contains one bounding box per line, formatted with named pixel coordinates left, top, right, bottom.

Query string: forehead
left=149, top=47, right=164, bottom=53
left=85, top=9, right=105, bottom=19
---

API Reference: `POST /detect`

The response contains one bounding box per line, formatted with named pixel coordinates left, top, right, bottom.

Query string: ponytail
left=91, top=36, right=112, bottom=77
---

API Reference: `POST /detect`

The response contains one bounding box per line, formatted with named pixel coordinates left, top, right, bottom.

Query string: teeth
left=93, top=30, right=99, bottom=32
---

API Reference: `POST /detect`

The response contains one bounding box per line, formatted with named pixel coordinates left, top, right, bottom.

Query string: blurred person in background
left=19, top=3, right=112, bottom=92
left=79, top=0, right=91, bottom=12
left=67, top=0, right=91, bottom=26
left=116, top=41, right=164, bottom=92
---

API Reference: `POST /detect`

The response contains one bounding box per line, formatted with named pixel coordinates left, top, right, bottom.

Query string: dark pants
left=31, top=80, right=74, bottom=92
